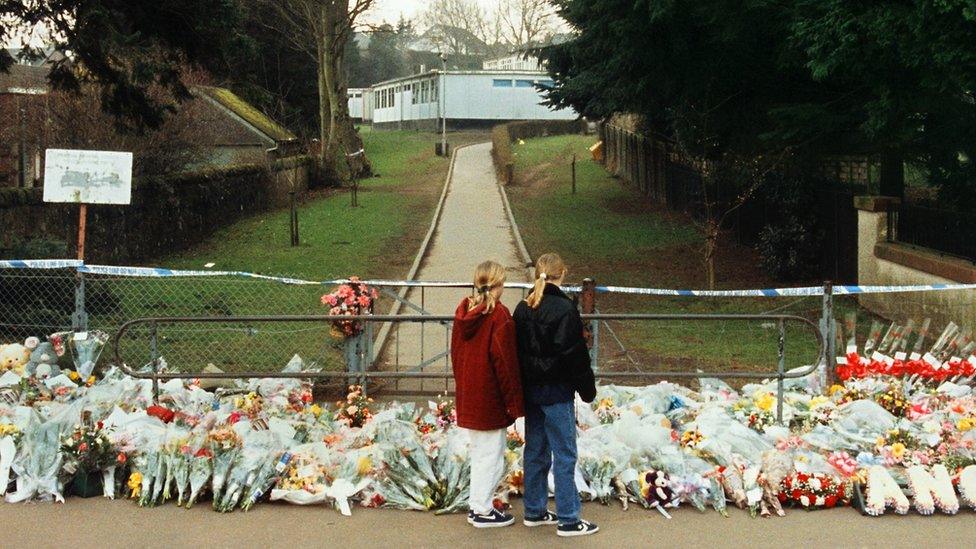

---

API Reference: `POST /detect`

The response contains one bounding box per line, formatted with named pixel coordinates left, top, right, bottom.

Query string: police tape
left=2, top=260, right=975, bottom=297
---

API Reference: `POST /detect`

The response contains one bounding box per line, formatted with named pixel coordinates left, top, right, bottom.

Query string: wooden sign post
left=77, top=203, right=87, bottom=260
left=43, top=149, right=133, bottom=262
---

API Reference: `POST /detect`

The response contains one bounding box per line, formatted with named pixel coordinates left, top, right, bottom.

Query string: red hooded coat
left=451, top=298, right=524, bottom=430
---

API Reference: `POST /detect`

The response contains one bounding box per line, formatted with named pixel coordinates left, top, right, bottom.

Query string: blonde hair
left=525, top=253, right=567, bottom=309
left=468, top=260, right=507, bottom=314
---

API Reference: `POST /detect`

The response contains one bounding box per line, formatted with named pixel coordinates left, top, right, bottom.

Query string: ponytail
left=525, top=253, right=567, bottom=309
left=468, top=261, right=506, bottom=314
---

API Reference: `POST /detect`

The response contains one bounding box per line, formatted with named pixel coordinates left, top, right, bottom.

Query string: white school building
left=347, top=69, right=577, bottom=130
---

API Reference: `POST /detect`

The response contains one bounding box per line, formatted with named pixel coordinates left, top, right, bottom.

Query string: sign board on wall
left=43, top=149, right=133, bottom=205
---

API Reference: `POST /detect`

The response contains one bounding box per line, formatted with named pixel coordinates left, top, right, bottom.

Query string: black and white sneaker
left=523, top=510, right=559, bottom=527
left=557, top=520, right=599, bottom=537
left=470, top=509, right=515, bottom=528
left=467, top=510, right=476, bottom=524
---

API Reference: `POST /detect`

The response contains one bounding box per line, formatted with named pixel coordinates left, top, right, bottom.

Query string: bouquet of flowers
left=271, top=448, right=332, bottom=505
left=594, top=398, right=620, bottom=425
left=731, top=392, right=778, bottom=434
left=321, top=278, right=378, bottom=338
left=777, top=472, right=846, bottom=509
left=335, top=385, right=373, bottom=428
left=207, top=426, right=243, bottom=508
left=60, top=421, right=121, bottom=478
left=875, top=428, right=931, bottom=467
left=184, top=446, right=213, bottom=508
left=0, top=423, right=23, bottom=495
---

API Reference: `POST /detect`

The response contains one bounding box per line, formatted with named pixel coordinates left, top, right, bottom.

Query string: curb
left=371, top=143, right=470, bottom=366
left=496, top=164, right=533, bottom=272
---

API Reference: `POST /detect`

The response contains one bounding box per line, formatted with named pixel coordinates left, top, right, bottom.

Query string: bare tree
left=262, top=0, right=373, bottom=178
left=420, top=0, right=493, bottom=56
left=496, top=0, right=558, bottom=49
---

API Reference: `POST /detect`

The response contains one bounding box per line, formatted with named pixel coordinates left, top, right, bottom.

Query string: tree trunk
left=323, top=1, right=372, bottom=179
left=703, top=220, right=719, bottom=290
left=315, top=30, right=330, bottom=171
left=879, top=150, right=904, bottom=199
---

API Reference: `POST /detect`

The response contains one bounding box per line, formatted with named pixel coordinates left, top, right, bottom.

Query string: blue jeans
left=523, top=396, right=580, bottom=524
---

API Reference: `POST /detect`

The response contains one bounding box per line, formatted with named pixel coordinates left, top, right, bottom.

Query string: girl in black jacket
left=512, top=253, right=599, bottom=537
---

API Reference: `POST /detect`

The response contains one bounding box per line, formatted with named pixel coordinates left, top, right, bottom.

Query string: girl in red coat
left=451, top=260, right=524, bottom=528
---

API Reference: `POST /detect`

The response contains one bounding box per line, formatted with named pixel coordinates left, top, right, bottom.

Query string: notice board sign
left=43, top=149, right=133, bottom=205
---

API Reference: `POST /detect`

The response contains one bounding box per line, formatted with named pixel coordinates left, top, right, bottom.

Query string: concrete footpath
left=379, top=142, right=529, bottom=394
left=1, top=497, right=974, bottom=548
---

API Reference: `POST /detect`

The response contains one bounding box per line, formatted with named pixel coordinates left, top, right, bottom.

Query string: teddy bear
left=0, top=342, right=30, bottom=376
left=24, top=338, right=61, bottom=379
left=640, top=469, right=675, bottom=510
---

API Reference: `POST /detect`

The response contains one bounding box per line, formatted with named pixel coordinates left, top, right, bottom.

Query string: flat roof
left=369, top=69, right=551, bottom=89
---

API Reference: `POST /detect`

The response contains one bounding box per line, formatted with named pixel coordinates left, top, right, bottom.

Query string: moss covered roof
left=196, top=86, right=297, bottom=142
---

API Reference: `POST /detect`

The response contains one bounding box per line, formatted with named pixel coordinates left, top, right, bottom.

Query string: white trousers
left=467, top=428, right=507, bottom=515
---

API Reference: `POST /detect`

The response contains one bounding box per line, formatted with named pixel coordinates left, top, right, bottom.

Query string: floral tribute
left=60, top=421, right=122, bottom=476
left=334, top=385, right=373, bottom=428
left=3, top=316, right=976, bottom=521
left=778, top=472, right=846, bottom=509
left=321, top=278, right=378, bottom=338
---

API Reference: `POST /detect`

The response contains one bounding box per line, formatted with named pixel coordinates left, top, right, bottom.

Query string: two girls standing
left=450, top=254, right=599, bottom=538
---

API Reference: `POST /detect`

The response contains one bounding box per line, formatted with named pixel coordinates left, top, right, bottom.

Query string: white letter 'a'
left=906, top=464, right=959, bottom=515
left=865, top=465, right=909, bottom=516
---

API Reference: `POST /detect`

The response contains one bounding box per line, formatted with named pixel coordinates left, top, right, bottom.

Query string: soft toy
left=24, top=340, right=61, bottom=379
left=640, top=469, right=675, bottom=517
left=0, top=343, right=30, bottom=376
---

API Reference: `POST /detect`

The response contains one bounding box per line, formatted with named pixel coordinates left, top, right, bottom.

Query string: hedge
left=490, top=120, right=586, bottom=185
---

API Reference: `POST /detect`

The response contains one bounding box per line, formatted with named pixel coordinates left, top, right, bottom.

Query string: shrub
left=754, top=172, right=824, bottom=281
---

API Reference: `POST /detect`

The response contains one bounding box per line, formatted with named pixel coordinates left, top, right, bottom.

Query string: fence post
left=776, top=317, right=785, bottom=424
left=821, top=281, right=838, bottom=387
left=581, top=278, right=598, bottom=371
left=150, top=320, right=160, bottom=403
left=72, top=270, right=88, bottom=331
left=289, top=191, right=300, bottom=246
left=571, top=154, right=577, bottom=194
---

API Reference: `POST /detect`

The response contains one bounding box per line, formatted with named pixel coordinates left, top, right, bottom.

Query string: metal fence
left=113, top=312, right=825, bottom=420
left=891, top=203, right=976, bottom=262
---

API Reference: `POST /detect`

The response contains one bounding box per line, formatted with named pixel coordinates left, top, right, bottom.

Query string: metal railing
left=112, top=312, right=824, bottom=422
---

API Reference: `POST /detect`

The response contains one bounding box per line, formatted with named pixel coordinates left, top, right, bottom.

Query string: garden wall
left=855, top=196, right=975, bottom=330
left=0, top=155, right=311, bottom=263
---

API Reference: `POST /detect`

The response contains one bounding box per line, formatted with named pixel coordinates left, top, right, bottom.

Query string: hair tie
left=539, top=272, right=547, bottom=281
left=479, top=285, right=490, bottom=294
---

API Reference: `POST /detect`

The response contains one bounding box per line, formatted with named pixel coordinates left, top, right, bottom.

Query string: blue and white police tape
left=0, top=259, right=83, bottom=269
left=3, top=260, right=975, bottom=296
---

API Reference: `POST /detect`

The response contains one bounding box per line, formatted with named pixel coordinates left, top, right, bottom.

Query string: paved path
left=2, top=497, right=975, bottom=548
left=380, top=142, right=529, bottom=394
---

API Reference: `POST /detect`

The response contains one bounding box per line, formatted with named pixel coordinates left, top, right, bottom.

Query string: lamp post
left=439, top=52, right=447, bottom=156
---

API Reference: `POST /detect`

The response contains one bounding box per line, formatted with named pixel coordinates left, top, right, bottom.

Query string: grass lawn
left=506, top=134, right=825, bottom=378
left=96, top=129, right=489, bottom=373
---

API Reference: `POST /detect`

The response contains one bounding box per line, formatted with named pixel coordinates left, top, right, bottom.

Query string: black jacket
left=513, top=283, right=597, bottom=403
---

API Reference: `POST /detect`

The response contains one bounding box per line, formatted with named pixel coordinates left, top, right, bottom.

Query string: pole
left=572, top=154, right=577, bottom=194
left=77, top=203, right=87, bottom=260
left=289, top=191, right=299, bottom=246
left=581, top=278, right=598, bottom=371
left=821, top=280, right=837, bottom=387
left=441, top=55, right=447, bottom=156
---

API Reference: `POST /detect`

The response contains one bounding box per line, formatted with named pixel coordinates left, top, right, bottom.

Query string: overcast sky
left=363, top=0, right=501, bottom=25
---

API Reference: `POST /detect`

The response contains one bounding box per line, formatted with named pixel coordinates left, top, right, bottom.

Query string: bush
left=753, top=172, right=824, bottom=281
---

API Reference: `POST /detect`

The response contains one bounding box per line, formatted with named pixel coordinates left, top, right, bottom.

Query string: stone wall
left=855, top=196, right=975, bottom=331
left=0, top=155, right=310, bottom=263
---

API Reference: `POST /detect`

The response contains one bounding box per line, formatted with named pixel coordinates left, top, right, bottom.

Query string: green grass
left=506, top=135, right=823, bottom=377
left=97, top=129, right=488, bottom=373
